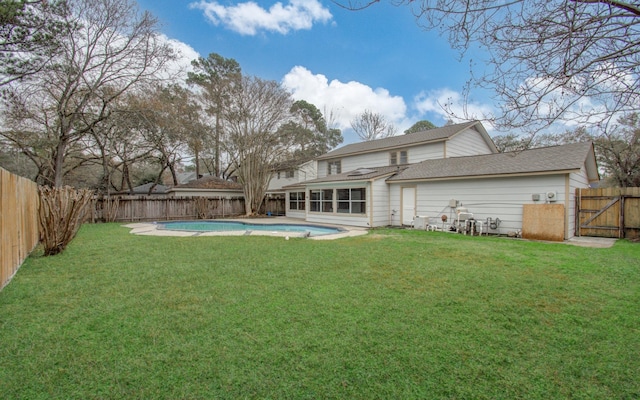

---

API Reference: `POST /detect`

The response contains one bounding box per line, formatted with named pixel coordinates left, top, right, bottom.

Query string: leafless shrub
left=38, top=186, right=94, bottom=256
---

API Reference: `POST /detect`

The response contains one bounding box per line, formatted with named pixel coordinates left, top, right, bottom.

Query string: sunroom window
left=337, top=188, right=366, bottom=214
left=310, top=187, right=366, bottom=214
left=289, top=192, right=305, bottom=210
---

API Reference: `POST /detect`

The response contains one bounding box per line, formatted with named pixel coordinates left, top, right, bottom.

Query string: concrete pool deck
left=123, top=217, right=369, bottom=240
left=124, top=219, right=617, bottom=247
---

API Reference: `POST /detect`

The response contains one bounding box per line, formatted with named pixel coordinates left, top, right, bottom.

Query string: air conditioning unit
left=546, top=191, right=557, bottom=202
left=413, top=216, right=429, bottom=230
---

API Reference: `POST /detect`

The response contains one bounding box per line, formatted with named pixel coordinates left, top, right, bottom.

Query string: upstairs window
left=327, top=160, right=341, bottom=175
left=277, top=170, right=295, bottom=179
left=390, top=150, right=408, bottom=165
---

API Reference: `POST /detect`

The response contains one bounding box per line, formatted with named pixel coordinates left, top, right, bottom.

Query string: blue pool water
left=156, top=221, right=343, bottom=237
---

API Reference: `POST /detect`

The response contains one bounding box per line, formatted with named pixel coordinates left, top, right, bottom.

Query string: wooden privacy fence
left=90, top=195, right=285, bottom=223
left=1, top=167, right=40, bottom=290
left=576, top=187, right=640, bottom=239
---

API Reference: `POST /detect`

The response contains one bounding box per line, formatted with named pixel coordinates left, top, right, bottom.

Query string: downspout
left=565, top=174, right=570, bottom=239
left=369, top=181, right=374, bottom=228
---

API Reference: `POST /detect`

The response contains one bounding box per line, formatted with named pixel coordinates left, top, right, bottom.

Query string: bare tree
left=492, top=116, right=640, bottom=187
left=337, top=0, right=640, bottom=134
left=224, top=76, right=294, bottom=215
left=350, top=109, right=397, bottom=141
left=595, top=113, right=640, bottom=187
left=0, top=0, right=175, bottom=187
left=83, top=96, right=155, bottom=194
left=127, top=84, right=193, bottom=187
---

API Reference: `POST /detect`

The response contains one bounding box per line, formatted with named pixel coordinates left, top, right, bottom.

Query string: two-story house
left=283, top=121, right=599, bottom=239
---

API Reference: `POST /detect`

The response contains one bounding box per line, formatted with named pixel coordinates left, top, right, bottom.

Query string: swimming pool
left=156, top=220, right=344, bottom=237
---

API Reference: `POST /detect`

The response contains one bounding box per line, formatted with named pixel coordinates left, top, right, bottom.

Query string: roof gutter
left=388, top=169, right=583, bottom=184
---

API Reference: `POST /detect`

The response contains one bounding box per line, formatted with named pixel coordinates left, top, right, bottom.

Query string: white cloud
left=282, top=66, right=407, bottom=131
left=189, top=0, right=332, bottom=35
left=413, top=88, right=495, bottom=128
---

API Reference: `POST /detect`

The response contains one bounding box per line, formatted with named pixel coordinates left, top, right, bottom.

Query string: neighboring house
left=114, top=183, right=169, bottom=196
left=167, top=176, right=244, bottom=198
left=267, top=159, right=317, bottom=195
left=283, top=121, right=600, bottom=239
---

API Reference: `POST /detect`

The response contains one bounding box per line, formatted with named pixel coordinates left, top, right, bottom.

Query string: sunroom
left=284, top=166, right=405, bottom=228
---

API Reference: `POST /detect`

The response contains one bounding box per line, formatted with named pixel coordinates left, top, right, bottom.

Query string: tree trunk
left=53, top=139, right=67, bottom=188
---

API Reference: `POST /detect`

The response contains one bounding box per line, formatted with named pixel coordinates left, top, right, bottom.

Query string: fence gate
left=576, top=187, right=640, bottom=239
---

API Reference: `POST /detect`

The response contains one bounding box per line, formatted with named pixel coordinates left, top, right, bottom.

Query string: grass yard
left=1, top=223, right=639, bottom=399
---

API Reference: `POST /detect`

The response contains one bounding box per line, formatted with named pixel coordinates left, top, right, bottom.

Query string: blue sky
left=136, top=0, right=495, bottom=143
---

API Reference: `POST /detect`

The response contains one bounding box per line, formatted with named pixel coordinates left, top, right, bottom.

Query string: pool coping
left=123, top=217, right=369, bottom=240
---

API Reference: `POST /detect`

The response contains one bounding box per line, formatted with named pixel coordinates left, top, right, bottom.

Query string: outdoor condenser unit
left=413, top=216, right=429, bottom=230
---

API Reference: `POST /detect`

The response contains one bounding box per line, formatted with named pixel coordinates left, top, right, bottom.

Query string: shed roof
left=116, top=183, right=169, bottom=195
left=387, top=141, right=599, bottom=182
left=173, top=176, right=242, bottom=190
left=316, top=121, right=494, bottom=160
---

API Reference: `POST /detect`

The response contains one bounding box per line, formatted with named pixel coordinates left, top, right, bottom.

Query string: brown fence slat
left=90, top=195, right=285, bottom=223
left=1, top=167, right=40, bottom=290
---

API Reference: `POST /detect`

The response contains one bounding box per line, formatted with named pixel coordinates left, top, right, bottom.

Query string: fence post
left=619, top=196, right=625, bottom=239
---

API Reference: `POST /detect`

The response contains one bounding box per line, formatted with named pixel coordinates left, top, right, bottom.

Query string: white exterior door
left=402, top=187, right=416, bottom=225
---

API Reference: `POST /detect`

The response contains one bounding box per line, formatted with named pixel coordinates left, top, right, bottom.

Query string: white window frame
left=390, top=150, right=408, bottom=165
left=327, top=160, right=341, bottom=175
left=288, top=191, right=305, bottom=210
left=309, top=187, right=367, bottom=215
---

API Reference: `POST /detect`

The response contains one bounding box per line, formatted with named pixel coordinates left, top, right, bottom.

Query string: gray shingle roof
left=115, top=183, right=169, bottom=195
left=316, top=121, right=482, bottom=160
left=301, top=165, right=408, bottom=185
left=175, top=176, right=242, bottom=190
left=388, top=142, right=595, bottom=182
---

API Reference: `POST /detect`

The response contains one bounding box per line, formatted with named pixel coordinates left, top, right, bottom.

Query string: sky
left=135, top=0, right=495, bottom=144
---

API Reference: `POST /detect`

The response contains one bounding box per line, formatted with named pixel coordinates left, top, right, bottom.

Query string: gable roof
left=300, top=165, right=408, bottom=185
left=316, top=121, right=495, bottom=160
left=173, top=176, right=242, bottom=190
left=388, top=142, right=599, bottom=182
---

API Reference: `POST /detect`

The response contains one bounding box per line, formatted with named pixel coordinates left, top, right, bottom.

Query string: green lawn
left=1, top=224, right=639, bottom=399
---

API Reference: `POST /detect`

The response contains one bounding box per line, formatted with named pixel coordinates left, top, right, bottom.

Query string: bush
left=38, top=186, right=93, bottom=256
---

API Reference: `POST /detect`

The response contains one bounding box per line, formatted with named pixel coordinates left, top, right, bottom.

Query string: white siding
left=370, top=178, right=391, bottom=227
left=407, top=142, right=445, bottom=163
left=268, top=174, right=296, bottom=191
left=389, top=184, right=402, bottom=227
left=317, top=160, right=328, bottom=179
left=446, top=128, right=494, bottom=158
left=286, top=209, right=306, bottom=219
left=341, top=152, right=391, bottom=171
left=317, top=142, right=445, bottom=178
left=568, top=167, right=591, bottom=237
left=269, top=161, right=317, bottom=191
left=390, top=174, right=574, bottom=236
